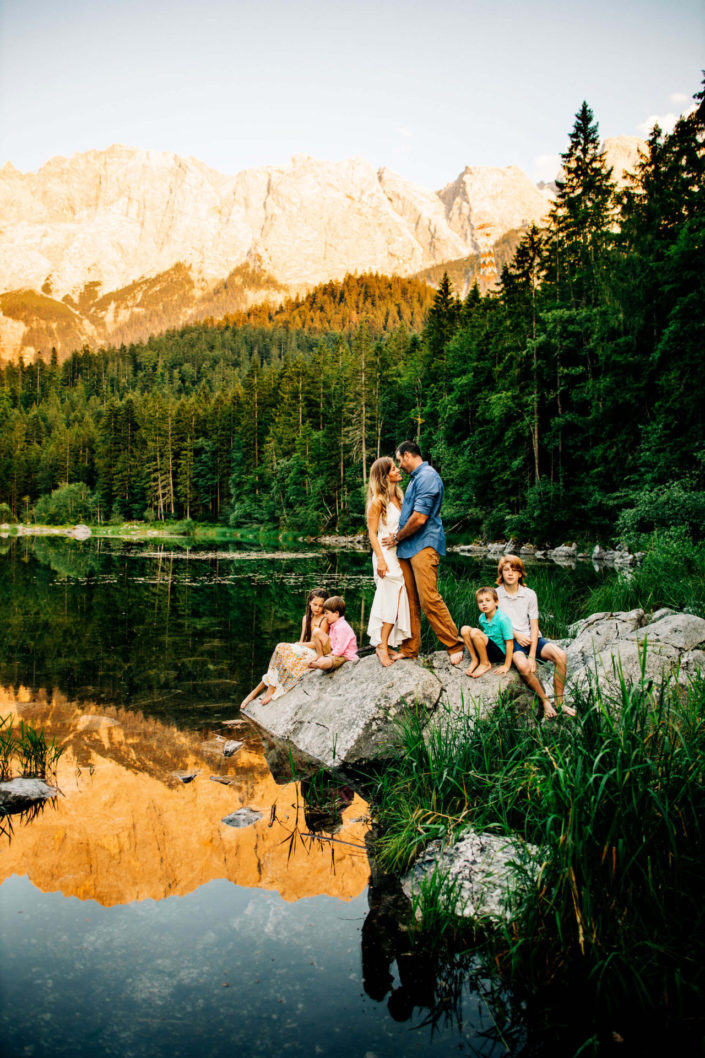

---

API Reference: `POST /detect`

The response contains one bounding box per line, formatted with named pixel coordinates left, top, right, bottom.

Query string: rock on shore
left=243, top=655, right=443, bottom=769
left=566, top=609, right=705, bottom=694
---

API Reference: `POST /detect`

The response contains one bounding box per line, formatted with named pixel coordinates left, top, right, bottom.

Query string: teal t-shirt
left=479, top=609, right=514, bottom=654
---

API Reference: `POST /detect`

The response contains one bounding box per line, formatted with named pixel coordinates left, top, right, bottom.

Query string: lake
left=0, top=535, right=605, bottom=1057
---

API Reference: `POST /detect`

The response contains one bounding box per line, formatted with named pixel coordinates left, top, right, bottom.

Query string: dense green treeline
left=0, top=89, right=703, bottom=539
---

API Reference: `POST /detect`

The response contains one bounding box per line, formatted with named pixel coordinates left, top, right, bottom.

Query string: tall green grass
left=585, top=529, right=705, bottom=616
left=0, top=716, right=64, bottom=780
left=368, top=667, right=705, bottom=1041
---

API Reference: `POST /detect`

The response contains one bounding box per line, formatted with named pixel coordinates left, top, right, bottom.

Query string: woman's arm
left=366, top=500, right=388, bottom=577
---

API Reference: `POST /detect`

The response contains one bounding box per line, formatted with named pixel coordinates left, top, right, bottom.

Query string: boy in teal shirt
left=460, top=587, right=515, bottom=678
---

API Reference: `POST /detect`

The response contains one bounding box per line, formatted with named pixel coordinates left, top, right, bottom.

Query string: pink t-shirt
left=328, top=616, right=359, bottom=660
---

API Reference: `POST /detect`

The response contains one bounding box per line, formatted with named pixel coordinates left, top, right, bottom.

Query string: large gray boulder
left=402, top=830, right=542, bottom=924
left=568, top=611, right=705, bottom=696
left=566, top=609, right=647, bottom=670
left=242, top=654, right=443, bottom=769
left=425, top=651, right=533, bottom=735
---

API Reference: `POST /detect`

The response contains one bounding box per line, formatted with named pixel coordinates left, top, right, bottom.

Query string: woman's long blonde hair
left=367, top=456, right=403, bottom=525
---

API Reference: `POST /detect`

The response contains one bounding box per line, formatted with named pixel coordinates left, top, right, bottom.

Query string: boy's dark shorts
left=512, top=636, right=552, bottom=661
left=485, top=639, right=506, bottom=663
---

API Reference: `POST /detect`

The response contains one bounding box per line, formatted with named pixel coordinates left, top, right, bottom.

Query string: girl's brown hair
left=303, top=588, right=329, bottom=642
left=367, top=456, right=403, bottom=527
left=496, top=554, right=527, bottom=586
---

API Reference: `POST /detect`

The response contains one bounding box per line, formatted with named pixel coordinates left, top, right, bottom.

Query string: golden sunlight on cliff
left=0, top=686, right=371, bottom=907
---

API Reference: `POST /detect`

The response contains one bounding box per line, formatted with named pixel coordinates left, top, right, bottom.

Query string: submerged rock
left=223, top=740, right=243, bottom=757
left=402, top=830, right=542, bottom=924
left=0, top=777, right=59, bottom=814
left=221, top=808, right=263, bottom=828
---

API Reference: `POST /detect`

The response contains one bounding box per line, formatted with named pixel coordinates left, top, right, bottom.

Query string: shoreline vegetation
left=362, top=662, right=705, bottom=1054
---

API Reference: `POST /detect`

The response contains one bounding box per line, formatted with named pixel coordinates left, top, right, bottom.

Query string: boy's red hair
left=496, top=554, right=527, bottom=586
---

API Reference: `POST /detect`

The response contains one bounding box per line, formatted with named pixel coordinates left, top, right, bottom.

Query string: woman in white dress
left=366, top=457, right=412, bottom=666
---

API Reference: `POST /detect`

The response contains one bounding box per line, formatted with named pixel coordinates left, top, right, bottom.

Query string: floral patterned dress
left=261, top=616, right=325, bottom=700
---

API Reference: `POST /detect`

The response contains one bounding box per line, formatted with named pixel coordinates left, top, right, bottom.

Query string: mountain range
left=0, top=137, right=644, bottom=362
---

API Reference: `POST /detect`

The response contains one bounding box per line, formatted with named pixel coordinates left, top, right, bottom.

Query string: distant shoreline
left=1, top=522, right=642, bottom=567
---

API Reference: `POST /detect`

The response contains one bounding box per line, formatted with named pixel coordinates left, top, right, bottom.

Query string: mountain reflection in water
left=0, top=685, right=370, bottom=906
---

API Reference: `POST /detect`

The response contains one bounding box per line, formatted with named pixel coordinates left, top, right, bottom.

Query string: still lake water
left=0, top=535, right=605, bottom=1057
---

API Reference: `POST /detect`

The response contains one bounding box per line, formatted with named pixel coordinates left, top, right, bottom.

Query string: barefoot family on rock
left=241, top=441, right=575, bottom=720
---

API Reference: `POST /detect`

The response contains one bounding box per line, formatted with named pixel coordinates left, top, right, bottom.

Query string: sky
left=1, top=0, right=703, bottom=190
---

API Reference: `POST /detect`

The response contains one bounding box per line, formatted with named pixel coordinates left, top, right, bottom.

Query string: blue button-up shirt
left=397, top=461, right=446, bottom=558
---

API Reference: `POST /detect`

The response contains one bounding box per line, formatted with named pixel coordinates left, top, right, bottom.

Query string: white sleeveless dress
left=367, top=504, right=412, bottom=649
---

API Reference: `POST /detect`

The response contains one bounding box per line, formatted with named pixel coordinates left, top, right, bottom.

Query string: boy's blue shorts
left=512, top=636, right=552, bottom=661
left=484, top=639, right=506, bottom=664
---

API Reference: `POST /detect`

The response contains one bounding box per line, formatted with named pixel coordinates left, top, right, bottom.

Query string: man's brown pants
left=398, top=547, right=462, bottom=658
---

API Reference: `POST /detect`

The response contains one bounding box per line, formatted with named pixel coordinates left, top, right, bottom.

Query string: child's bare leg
left=311, top=626, right=327, bottom=658
left=470, top=629, right=492, bottom=678
left=241, top=681, right=266, bottom=708
left=512, top=653, right=556, bottom=718
left=460, top=625, right=478, bottom=674
left=376, top=622, right=396, bottom=667
left=541, top=644, right=575, bottom=715
left=311, top=655, right=334, bottom=670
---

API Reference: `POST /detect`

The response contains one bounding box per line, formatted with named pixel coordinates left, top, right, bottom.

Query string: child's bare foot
left=260, top=693, right=274, bottom=706
left=240, top=690, right=260, bottom=708
left=375, top=645, right=395, bottom=667
left=449, top=650, right=464, bottom=666
left=471, top=662, right=492, bottom=679
left=542, top=701, right=558, bottom=719
left=465, top=659, right=479, bottom=677
left=559, top=702, right=576, bottom=716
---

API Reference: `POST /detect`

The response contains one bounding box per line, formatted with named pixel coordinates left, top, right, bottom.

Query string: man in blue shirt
left=381, top=441, right=464, bottom=662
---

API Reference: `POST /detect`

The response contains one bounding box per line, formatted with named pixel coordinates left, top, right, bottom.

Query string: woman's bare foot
left=449, top=650, right=464, bottom=666
left=375, top=645, right=395, bottom=667
left=471, top=662, right=492, bottom=679
left=559, top=702, right=576, bottom=716
left=465, top=659, right=479, bottom=676
left=542, top=701, right=558, bottom=719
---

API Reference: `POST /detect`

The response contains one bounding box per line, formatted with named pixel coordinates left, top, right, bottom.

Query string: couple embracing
left=366, top=441, right=464, bottom=667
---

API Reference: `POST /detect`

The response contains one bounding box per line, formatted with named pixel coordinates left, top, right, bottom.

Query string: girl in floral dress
left=240, top=588, right=329, bottom=707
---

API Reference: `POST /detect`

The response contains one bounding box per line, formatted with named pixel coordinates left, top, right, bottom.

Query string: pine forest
left=1, top=92, right=703, bottom=546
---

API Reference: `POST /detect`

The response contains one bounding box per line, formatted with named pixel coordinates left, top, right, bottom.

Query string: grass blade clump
left=0, top=715, right=15, bottom=781
left=370, top=665, right=705, bottom=1037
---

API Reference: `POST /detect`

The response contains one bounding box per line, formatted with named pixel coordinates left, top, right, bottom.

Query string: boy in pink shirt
left=308, top=596, right=359, bottom=670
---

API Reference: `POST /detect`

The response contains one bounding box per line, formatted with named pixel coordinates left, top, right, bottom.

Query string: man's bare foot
left=464, top=659, right=479, bottom=676
left=375, top=645, right=395, bottom=667
left=449, top=650, right=464, bottom=666
left=471, top=662, right=492, bottom=678
left=542, top=702, right=558, bottom=719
